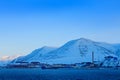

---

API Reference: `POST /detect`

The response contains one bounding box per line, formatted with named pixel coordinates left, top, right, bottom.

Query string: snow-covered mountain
left=12, top=38, right=120, bottom=64
left=0, top=55, right=20, bottom=61
left=0, top=55, right=21, bottom=66
left=41, top=38, right=118, bottom=64
left=12, top=46, right=57, bottom=63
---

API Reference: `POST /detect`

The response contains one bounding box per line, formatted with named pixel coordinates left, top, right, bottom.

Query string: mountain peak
left=75, top=38, right=93, bottom=42
left=69, top=38, right=94, bottom=45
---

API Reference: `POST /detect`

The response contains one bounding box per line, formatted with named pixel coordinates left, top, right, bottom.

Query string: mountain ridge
left=11, top=38, right=120, bottom=64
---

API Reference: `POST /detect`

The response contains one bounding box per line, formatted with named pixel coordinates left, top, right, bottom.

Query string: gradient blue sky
left=0, top=0, right=120, bottom=56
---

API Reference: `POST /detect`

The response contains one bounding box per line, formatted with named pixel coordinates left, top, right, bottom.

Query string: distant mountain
left=0, top=55, right=20, bottom=61
left=12, top=38, right=120, bottom=64
left=0, top=55, right=21, bottom=66
left=12, top=46, right=57, bottom=63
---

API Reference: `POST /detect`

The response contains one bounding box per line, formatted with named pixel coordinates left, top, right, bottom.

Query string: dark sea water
left=0, top=68, right=120, bottom=80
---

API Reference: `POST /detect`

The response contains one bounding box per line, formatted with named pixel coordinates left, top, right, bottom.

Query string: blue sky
left=0, top=0, right=120, bottom=56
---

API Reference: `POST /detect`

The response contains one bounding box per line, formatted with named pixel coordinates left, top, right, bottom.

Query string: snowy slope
left=112, top=44, right=120, bottom=57
left=0, top=55, right=20, bottom=61
left=0, top=55, right=21, bottom=66
left=13, top=38, right=120, bottom=64
left=41, top=38, right=117, bottom=64
left=12, top=46, right=57, bottom=63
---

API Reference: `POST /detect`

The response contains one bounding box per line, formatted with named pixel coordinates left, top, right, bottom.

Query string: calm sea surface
left=0, top=68, right=120, bottom=80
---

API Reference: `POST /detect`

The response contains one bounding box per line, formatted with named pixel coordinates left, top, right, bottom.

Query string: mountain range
left=11, top=38, right=120, bottom=64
